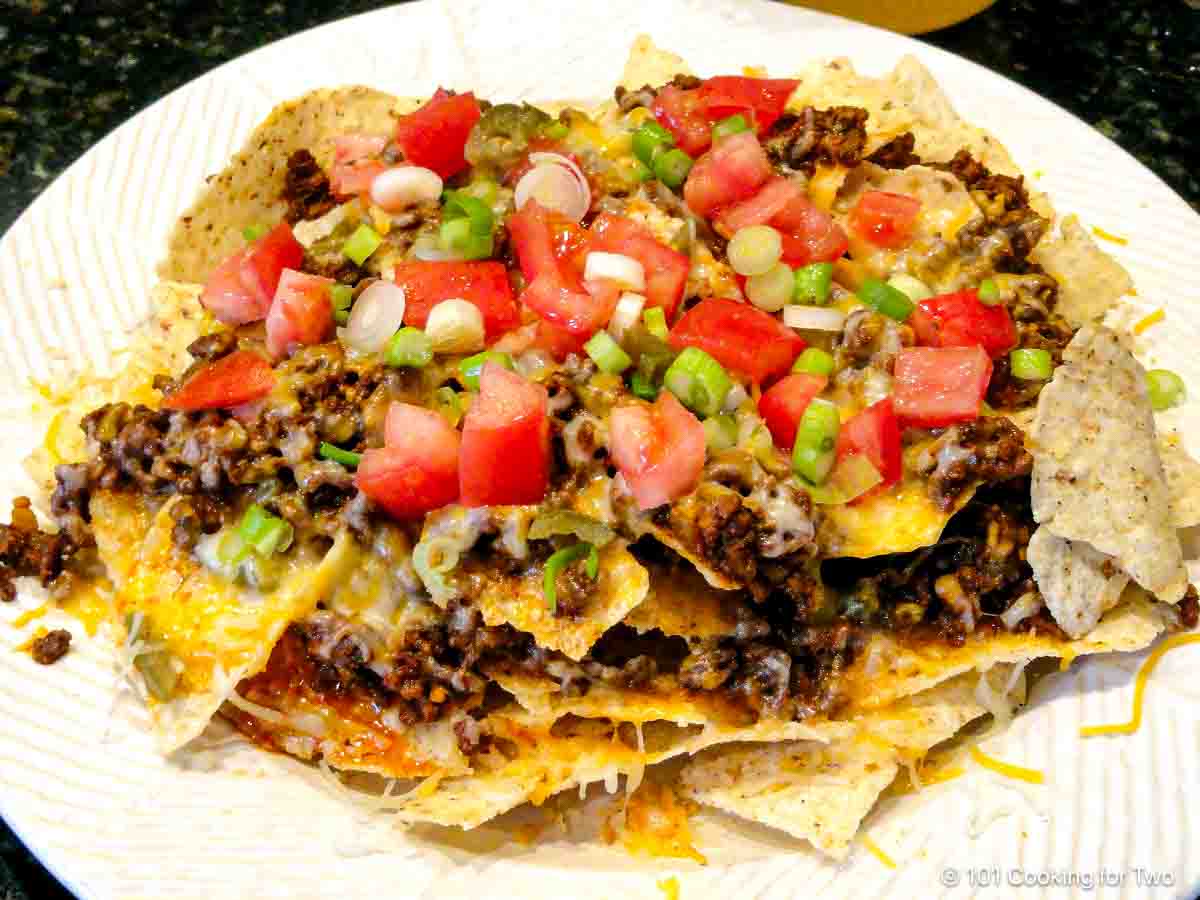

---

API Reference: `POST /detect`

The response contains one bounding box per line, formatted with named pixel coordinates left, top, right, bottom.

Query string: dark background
left=1, top=1, right=1198, bottom=897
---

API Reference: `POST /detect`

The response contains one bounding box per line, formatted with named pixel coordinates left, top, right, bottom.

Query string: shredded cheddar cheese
left=1132, top=308, right=1165, bottom=335
left=1091, top=225, right=1128, bottom=245
left=1080, top=634, right=1200, bottom=737
left=861, top=834, right=897, bottom=869
left=657, top=876, right=681, bottom=900
left=969, top=745, right=1045, bottom=784
left=11, top=603, right=51, bottom=629
left=1059, top=648, right=1078, bottom=672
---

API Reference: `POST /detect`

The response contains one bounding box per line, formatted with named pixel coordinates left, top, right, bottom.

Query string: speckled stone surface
left=1, top=1, right=1198, bottom=897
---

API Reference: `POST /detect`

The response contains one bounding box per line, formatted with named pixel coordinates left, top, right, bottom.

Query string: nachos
left=3, top=36, right=1196, bottom=859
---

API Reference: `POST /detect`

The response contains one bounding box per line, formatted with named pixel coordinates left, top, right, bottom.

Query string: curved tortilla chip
left=1158, top=433, right=1200, bottom=529
left=1031, top=324, right=1186, bottom=607
left=1027, top=527, right=1129, bottom=639
left=1030, top=216, right=1132, bottom=327
left=623, top=564, right=742, bottom=639
left=92, top=491, right=357, bottom=751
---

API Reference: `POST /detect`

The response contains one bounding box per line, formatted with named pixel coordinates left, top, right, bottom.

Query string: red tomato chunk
left=200, top=222, right=304, bottom=325
left=836, top=398, right=902, bottom=489
left=265, top=269, right=334, bottom=359
left=911, top=289, right=1016, bottom=358
left=698, top=76, right=799, bottom=133
left=683, top=131, right=773, bottom=219
left=329, top=134, right=388, bottom=197
left=669, top=298, right=805, bottom=384
left=355, top=402, right=461, bottom=520
left=650, top=85, right=712, bottom=157
left=394, top=89, right=481, bottom=179
left=394, top=261, right=520, bottom=341
left=893, top=346, right=993, bottom=428
left=848, top=190, right=921, bottom=249
left=588, top=213, right=689, bottom=319
left=162, top=350, right=275, bottom=412
left=459, top=364, right=550, bottom=506
left=758, top=373, right=827, bottom=450
left=609, top=392, right=705, bottom=510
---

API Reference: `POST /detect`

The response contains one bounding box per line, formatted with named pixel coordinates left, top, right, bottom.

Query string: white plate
left=2, top=2, right=1199, bottom=898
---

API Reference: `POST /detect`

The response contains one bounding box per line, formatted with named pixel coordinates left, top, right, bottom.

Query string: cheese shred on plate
left=860, top=834, right=897, bottom=869
left=968, top=745, right=1046, bottom=785
left=1080, top=634, right=1200, bottom=737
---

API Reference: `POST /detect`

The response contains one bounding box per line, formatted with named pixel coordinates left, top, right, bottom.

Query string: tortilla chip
left=91, top=491, right=358, bottom=751
left=161, top=87, right=406, bottom=282
left=1158, top=434, right=1200, bottom=529
left=1030, top=324, right=1186, bottom=606
left=839, top=593, right=1167, bottom=712
left=620, top=35, right=692, bottom=91
left=679, top=671, right=991, bottom=858
left=1027, top=527, right=1129, bottom=639
left=1031, top=216, right=1133, bottom=326
left=623, top=564, right=742, bottom=639
left=787, top=58, right=916, bottom=153
left=476, top=540, right=649, bottom=661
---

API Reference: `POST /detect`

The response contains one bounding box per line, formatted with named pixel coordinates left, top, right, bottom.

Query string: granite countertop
left=1, top=1, right=1198, bottom=897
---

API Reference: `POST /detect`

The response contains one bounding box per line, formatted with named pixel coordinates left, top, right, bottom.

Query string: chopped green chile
left=664, top=347, right=732, bottom=418
left=630, top=371, right=659, bottom=400
left=237, top=504, right=294, bottom=557
left=1009, top=348, right=1053, bottom=381
left=1146, top=368, right=1187, bottom=411
left=712, top=113, right=751, bottom=142
left=124, top=614, right=180, bottom=703
left=387, top=327, right=434, bottom=369
left=652, top=148, right=693, bottom=190
left=318, top=442, right=362, bottom=468
left=242, top=224, right=269, bottom=242
left=632, top=121, right=674, bottom=168
left=342, top=224, right=383, bottom=265
left=442, top=190, right=495, bottom=235
left=459, top=350, right=514, bottom=389
left=793, top=262, right=834, bottom=306
left=858, top=278, right=914, bottom=321
left=703, top=414, right=738, bottom=452
left=528, top=510, right=616, bottom=547
left=434, top=385, right=465, bottom=426
left=543, top=542, right=599, bottom=611
left=977, top=278, right=1001, bottom=304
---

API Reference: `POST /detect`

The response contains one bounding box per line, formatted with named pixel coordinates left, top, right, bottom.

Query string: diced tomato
left=669, top=298, right=805, bottom=384
left=698, top=76, right=799, bottom=133
left=329, top=134, right=388, bottom=197
left=393, top=89, right=481, bottom=179
left=588, top=214, right=689, bottom=318
left=758, top=373, right=828, bottom=450
left=836, top=398, right=902, bottom=489
left=201, top=222, right=304, bottom=326
left=533, top=319, right=590, bottom=360
left=609, top=392, right=706, bottom=510
left=912, top=289, right=1016, bottom=358
left=650, top=85, right=712, bottom=157
left=459, top=363, right=550, bottom=506
left=393, top=261, right=520, bottom=340
left=508, top=202, right=616, bottom=335
left=357, top=404, right=461, bottom=519
left=893, top=346, right=993, bottom=428
left=714, top=177, right=848, bottom=266
left=682, top=131, right=773, bottom=219
left=265, top=269, right=334, bottom=359
left=847, top=190, right=922, bottom=249
left=162, top=349, right=275, bottom=411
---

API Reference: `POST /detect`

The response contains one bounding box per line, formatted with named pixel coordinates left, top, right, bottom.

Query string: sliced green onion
left=543, top=542, right=599, bottom=611
left=458, top=350, right=514, bottom=390
left=793, top=347, right=835, bottom=377
left=461, top=179, right=500, bottom=206
left=978, top=278, right=1000, bottom=304
left=630, top=371, right=658, bottom=400
left=793, top=262, right=833, bottom=306
left=584, top=331, right=633, bottom=374
left=858, top=278, right=914, bottom=321
left=712, top=114, right=750, bottom=143
left=664, top=347, right=732, bottom=418
left=887, top=273, right=933, bottom=303
left=728, top=225, right=783, bottom=277
left=386, top=327, right=434, bottom=369
left=439, top=217, right=493, bottom=260
left=631, top=121, right=674, bottom=168
left=747, top=262, right=795, bottom=312
left=528, top=510, right=615, bottom=546
left=541, top=120, right=570, bottom=140
left=319, top=442, right=362, bottom=468
left=703, top=414, right=738, bottom=452
left=442, top=190, right=495, bottom=235
left=242, top=224, right=269, bottom=242
left=1146, top=368, right=1187, bottom=411
left=653, top=148, right=693, bottom=190
left=434, top=385, right=464, bottom=426
left=342, top=224, right=383, bottom=266
left=792, top=399, right=840, bottom=485
left=216, top=530, right=251, bottom=566
left=237, top=504, right=294, bottom=557
left=1009, top=348, right=1053, bottom=381
left=329, top=283, right=354, bottom=322
left=643, top=307, right=669, bottom=340
left=630, top=159, right=653, bottom=183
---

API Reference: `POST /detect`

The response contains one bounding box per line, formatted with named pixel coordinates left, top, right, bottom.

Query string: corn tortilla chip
left=1027, top=527, right=1130, bottom=639
left=1031, top=215, right=1133, bottom=326
left=1158, top=434, right=1200, bottom=529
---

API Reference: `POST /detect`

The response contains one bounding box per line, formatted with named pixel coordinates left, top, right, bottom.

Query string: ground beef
left=866, top=132, right=922, bottom=169
left=30, top=629, right=71, bottom=665
left=185, top=331, right=238, bottom=362
left=762, top=106, right=869, bottom=174
left=282, top=149, right=336, bottom=224
left=914, top=416, right=1033, bottom=509
left=1178, top=585, right=1199, bottom=630
left=987, top=311, right=1075, bottom=409
left=0, top=498, right=79, bottom=601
